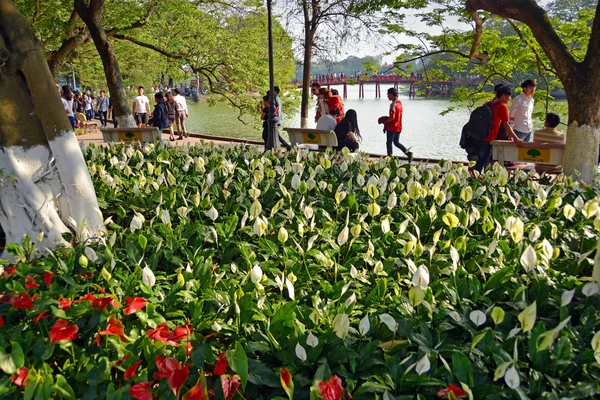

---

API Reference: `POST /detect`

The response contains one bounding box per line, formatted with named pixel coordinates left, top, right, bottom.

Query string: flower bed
left=0, top=142, right=599, bottom=399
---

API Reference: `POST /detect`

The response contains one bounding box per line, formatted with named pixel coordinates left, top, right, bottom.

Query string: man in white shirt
left=132, top=86, right=150, bottom=127
left=173, top=88, right=189, bottom=138
left=509, top=79, right=536, bottom=141
left=316, top=109, right=338, bottom=131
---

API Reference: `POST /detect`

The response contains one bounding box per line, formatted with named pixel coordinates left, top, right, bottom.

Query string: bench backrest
left=283, top=128, right=338, bottom=149
left=491, top=140, right=565, bottom=165
left=101, top=127, right=162, bottom=143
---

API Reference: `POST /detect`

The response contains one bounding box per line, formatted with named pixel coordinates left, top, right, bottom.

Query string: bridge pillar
left=376, top=82, right=380, bottom=98
left=359, top=83, right=363, bottom=99
left=394, top=82, right=398, bottom=92
left=343, top=82, right=347, bottom=99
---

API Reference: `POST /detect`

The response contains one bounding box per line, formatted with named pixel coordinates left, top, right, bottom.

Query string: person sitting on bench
left=533, top=113, right=565, bottom=173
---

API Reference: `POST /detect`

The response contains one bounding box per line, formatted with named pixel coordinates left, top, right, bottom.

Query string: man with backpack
left=461, top=86, right=522, bottom=172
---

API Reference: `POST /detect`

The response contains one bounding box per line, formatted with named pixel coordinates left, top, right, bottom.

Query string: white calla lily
left=142, top=266, right=156, bottom=288
left=469, top=310, right=486, bottom=327
left=332, top=314, right=350, bottom=339
left=295, top=343, right=307, bottom=361
left=411, top=265, right=430, bottom=288
left=250, top=264, right=263, bottom=284
left=206, top=206, right=219, bottom=221
left=306, top=332, right=319, bottom=348
left=338, top=226, right=349, bottom=246
left=359, top=314, right=370, bottom=336
left=504, top=366, right=520, bottom=389
left=415, top=354, right=430, bottom=375
left=379, top=313, right=398, bottom=333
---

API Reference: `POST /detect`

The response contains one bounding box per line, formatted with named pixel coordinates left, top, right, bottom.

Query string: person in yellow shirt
left=533, top=113, right=565, bottom=173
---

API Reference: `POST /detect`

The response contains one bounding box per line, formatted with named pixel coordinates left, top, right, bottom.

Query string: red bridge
left=293, top=75, right=475, bottom=99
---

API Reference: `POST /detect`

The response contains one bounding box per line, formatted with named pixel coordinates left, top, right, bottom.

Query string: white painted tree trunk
left=0, top=131, right=104, bottom=260
left=562, top=123, right=600, bottom=183
left=116, top=114, right=137, bottom=129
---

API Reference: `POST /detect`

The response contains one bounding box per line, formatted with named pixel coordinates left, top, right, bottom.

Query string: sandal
left=170, top=137, right=175, bottom=141
left=178, top=136, right=184, bottom=140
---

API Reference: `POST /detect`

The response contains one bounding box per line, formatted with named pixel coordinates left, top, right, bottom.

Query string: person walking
left=311, top=82, right=322, bottom=124
left=378, top=88, right=412, bottom=162
left=96, top=90, right=110, bottom=127
left=82, top=93, right=93, bottom=122
left=151, top=92, right=170, bottom=133
left=173, top=88, right=189, bottom=138
left=165, top=92, right=177, bottom=141
left=132, top=86, right=150, bottom=127
left=334, top=109, right=361, bottom=152
left=509, top=79, right=536, bottom=141
left=61, top=85, right=76, bottom=129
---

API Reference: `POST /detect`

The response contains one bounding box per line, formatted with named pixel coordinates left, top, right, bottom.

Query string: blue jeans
left=386, top=131, right=408, bottom=156
left=514, top=129, right=531, bottom=142
left=474, top=141, right=492, bottom=172
left=85, top=110, right=93, bottom=122
left=68, top=116, right=76, bottom=130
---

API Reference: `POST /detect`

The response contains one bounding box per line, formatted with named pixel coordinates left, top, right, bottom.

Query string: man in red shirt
left=474, top=86, right=522, bottom=172
left=378, top=88, right=413, bottom=162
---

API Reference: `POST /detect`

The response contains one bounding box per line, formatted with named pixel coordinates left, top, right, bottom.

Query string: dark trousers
left=386, top=131, right=408, bottom=156
left=262, top=127, right=291, bottom=150
left=85, top=110, right=93, bottom=122
left=470, top=141, right=492, bottom=172
left=99, top=111, right=108, bottom=127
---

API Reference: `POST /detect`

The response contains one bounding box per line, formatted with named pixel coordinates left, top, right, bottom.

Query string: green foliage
left=1, top=143, right=600, bottom=398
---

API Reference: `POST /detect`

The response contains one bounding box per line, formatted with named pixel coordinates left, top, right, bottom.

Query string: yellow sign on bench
left=518, top=147, right=551, bottom=163
left=117, top=130, right=144, bottom=142
left=302, top=132, right=322, bottom=144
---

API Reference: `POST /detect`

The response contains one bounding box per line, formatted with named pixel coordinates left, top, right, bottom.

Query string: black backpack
left=459, top=101, right=506, bottom=148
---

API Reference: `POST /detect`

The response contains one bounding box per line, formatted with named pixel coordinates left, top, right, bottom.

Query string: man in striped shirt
left=533, top=113, right=564, bottom=173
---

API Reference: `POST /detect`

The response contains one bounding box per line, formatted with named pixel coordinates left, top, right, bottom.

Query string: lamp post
left=265, top=0, right=279, bottom=151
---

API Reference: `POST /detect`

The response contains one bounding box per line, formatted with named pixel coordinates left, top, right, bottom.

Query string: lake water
left=184, top=85, right=548, bottom=161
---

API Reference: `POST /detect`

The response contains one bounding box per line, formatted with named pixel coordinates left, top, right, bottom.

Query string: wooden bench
left=75, top=112, right=99, bottom=135
left=283, top=128, right=338, bottom=150
left=491, top=140, right=565, bottom=173
left=101, top=127, right=162, bottom=143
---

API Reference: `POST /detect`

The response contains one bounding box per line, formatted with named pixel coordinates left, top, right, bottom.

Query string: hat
left=521, top=79, right=537, bottom=88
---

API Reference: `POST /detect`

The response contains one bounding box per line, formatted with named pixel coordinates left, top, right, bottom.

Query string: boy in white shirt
left=132, top=86, right=150, bottom=127
left=509, top=79, right=536, bottom=142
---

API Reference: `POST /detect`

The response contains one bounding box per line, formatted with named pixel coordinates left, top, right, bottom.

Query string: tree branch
left=105, top=0, right=158, bottom=36
left=584, top=0, right=600, bottom=70
left=111, top=34, right=185, bottom=59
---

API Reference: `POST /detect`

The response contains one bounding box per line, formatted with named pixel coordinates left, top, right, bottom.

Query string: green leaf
left=451, top=351, right=473, bottom=387
left=11, top=341, right=24, bottom=369
left=471, top=331, right=487, bottom=349
left=52, top=375, right=76, bottom=399
left=227, top=342, right=248, bottom=390
left=138, top=234, right=148, bottom=250
left=0, top=349, right=16, bottom=374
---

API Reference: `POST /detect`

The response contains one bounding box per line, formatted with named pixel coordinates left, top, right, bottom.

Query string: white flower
left=574, top=195, right=584, bottom=209
left=359, top=314, right=370, bottom=336
left=206, top=206, right=219, bottom=221
left=291, top=174, right=301, bottom=189
left=416, top=354, right=430, bottom=375
left=285, top=278, right=295, bottom=300
left=504, top=366, right=520, bottom=389
left=84, top=247, right=98, bottom=263
left=344, top=293, right=356, bottom=307
left=306, top=332, right=319, bottom=348
left=411, top=265, right=430, bottom=288
left=381, top=218, right=391, bottom=234
left=529, top=226, right=541, bottom=242
left=257, top=296, right=266, bottom=309
left=250, top=264, right=263, bottom=284
left=253, top=216, right=267, bottom=236
left=561, top=289, right=575, bottom=307
left=278, top=227, right=288, bottom=243
left=520, top=245, right=537, bottom=272
left=448, top=311, right=461, bottom=322
left=367, top=203, right=380, bottom=217
left=469, top=310, right=486, bottom=327
left=350, top=265, right=358, bottom=279
left=450, top=246, right=459, bottom=272
left=592, top=331, right=600, bottom=352
left=356, top=174, right=365, bottom=186
left=303, top=205, right=314, bottom=219
left=379, top=313, right=398, bottom=333
left=332, top=314, right=350, bottom=339
left=130, top=215, right=143, bottom=232
left=160, top=209, right=171, bottom=225
left=212, top=322, right=222, bottom=332
left=338, top=226, right=349, bottom=246
left=406, top=259, right=417, bottom=274
left=295, top=343, right=307, bottom=361
left=582, top=282, right=600, bottom=297
left=387, top=192, right=397, bottom=209
left=177, top=206, right=189, bottom=219
left=249, top=200, right=262, bottom=218
left=142, top=266, right=156, bottom=288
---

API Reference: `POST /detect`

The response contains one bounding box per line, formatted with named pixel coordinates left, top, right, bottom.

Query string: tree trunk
left=300, top=40, right=313, bottom=129
left=74, top=0, right=136, bottom=128
left=47, top=32, right=90, bottom=80
left=0, top=0, right=104, bottom=259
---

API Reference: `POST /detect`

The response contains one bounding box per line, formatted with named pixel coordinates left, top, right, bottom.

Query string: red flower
left=80, top=272, right=94, bottom=280
left=92, top=296, right=114, bottom=311
left=43, top=272, right=53, bottom=288
left=437, top=384, right=467, bottom=398
left=80, top=293, right=97, bottom=303
left=25, top=275, right=40, bottom=289
left=11, top=292, right=33, bottom=310
left=124, top=297, right=148, bottom=315
left=129, top=382, right=153, bottom=400
left=280, top=368, right=294, bottom=400
left=125, top=361, right=142, bottom=380
left=49, top=320, right=79, bottom=343
left=221, top=374, right=241, bottom=400
left=154, top=356, right=189, bottom=397
left=6, top=266, right=16, bottom=276
left=114, top=354, right=131, bottom=368
left=11, top=367, right=28, bottom=387
left=214, top=352, right=228, bottom=376
left=147, top=323, right=173, bottom=344
left=58, top=298, right=71, bottom=310
left=0, top=293, right=13, bottom=304
left=168, top=324, right=193, bottom=342
left=183, top=375, right=209, bottom=400
left=318, top=375, right=344, bottom=400
left=0, top=316, right=4, bottom=328
left=100, top=316, right=129, bottom=342
left=33, top=310, right=50, bottom=323
left=93, top=333, right=101, bottom=346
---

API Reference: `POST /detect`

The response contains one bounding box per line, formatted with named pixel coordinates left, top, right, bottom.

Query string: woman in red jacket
left=328, top=90, right=344, bottom=123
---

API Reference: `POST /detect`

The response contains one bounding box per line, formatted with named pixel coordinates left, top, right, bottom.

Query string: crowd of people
left=58, top=84, right=190, bottom=141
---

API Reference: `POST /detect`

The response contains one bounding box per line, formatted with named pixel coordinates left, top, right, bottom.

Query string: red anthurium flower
left=92, top=296, right=114, bottom=311
left=168, top=324, right=193, bottom=342
left=6, top=266, right=16, bottom=276
left=11, top=293, right=33, bottom=310
left=58, top=298, right=71, bottom=310
left=49, top=320, right=79, bottom=343
left=11, top=367, right=28, bottom=387
left=214, top=352, right=228, bottom=376
left=0, top=316, right=4, bottom=328
left=318, top=375, right=344, bottom=400
left=154, top=356, right=189, bottom=397
left=93, top=333, right=101, bottom=346
left=125, top=361, right=142, bottom=380
left=437, top=384, right=467, bottom=399
left=221, top=374, right=241, bottom=400
left=25, top=275, right=40, bottom=289
left=32, top=295, right=39, bottom=301
left=124, top=297, right=148, bottom=315
left=129, top=381, right=153, bottom=400
left=182, top=374, right=209, bottom=400
left=147, top=323, right=172, bottom=344
left=80, top=272, right=94, bottom=280
left=43, top=272, right=53, bottom=288
left=280, top=368, right=294, bottom=400
left=80, top=293, right=97, bottom=303
left=33, top=310, right=50, bottom=323
left=168, top=363, right=189, bottom=397
left=114, top=354, right=131, bottom=368
left=100, top=316, right=129, bottom=342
